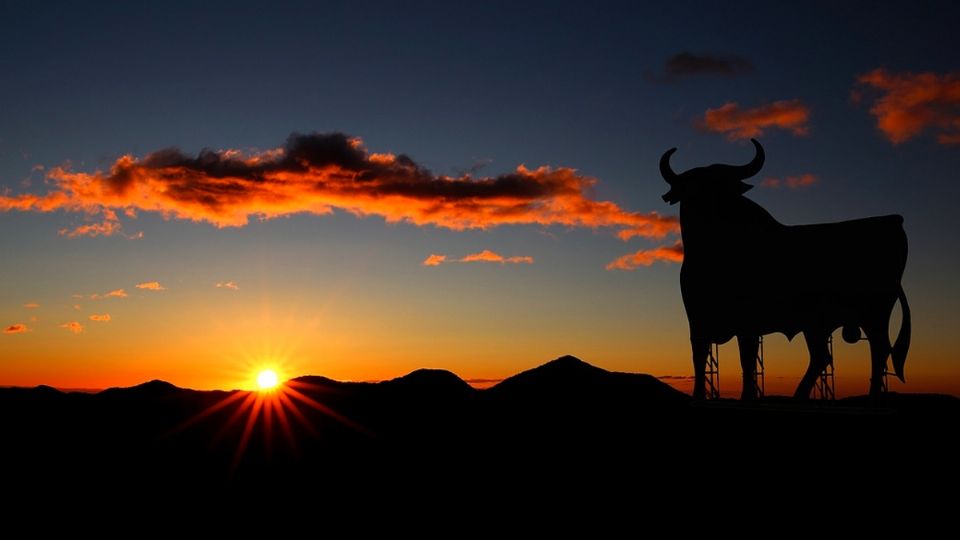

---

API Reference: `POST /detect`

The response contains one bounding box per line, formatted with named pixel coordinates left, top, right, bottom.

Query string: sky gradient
left=2, top=1, right=959, bottom=396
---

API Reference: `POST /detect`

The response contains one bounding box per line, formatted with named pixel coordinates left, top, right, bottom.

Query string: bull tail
left=891, top=286, right=911, bottom=382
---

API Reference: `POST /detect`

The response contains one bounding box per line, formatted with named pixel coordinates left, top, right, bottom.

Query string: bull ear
left=737, top=181, right=754, bottom=195
left=662, top=187, right=682, bottom=205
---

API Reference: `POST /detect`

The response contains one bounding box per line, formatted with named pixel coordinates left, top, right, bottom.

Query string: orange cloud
left=422, top=254, right=447, bottom=267
left=60, top=321, right=84, bottom=334
left=761, top=173, right=818, bottom=189
left=91, top=289, right=127, bottom=299
left=23, top=303, right=40, bottom=309
left=423, top=250, right=534, bottom=266
left=136, top=281, right=165, bottom=291
left=0, top=132, right=677, bottom=241
left=606, top=241, right=684, bottom=270
left=460, top=250, right=534, bottom=264
left=216, top=281, right=239, bottom=290
left=4, top=323, right=28, bottom=334
left=699, top=100, right=810, bottom=140
left=855, top=69, right=960, bottom=145
left=89, top=313, right=111, bottom=322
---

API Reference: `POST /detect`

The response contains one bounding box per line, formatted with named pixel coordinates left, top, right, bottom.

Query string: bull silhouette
left=660, top=139, right=910, bottom=399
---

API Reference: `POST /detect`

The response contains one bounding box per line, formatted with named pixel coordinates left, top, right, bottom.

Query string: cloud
left=216, top=281, right=240, bottom=290
left=460, top=249, right=533, bottom=264
left=91, top=289, right=127, bottom=299
left=0, top=132, right=677, bottom=242
left=89, top=313, right=111, bottom=322
left=606, top=241, right=684, bottom=270
left=136, top=281, right=165, bottom=291
left=422, top=254, right=447, bottom=267
left=855, top=69, right=960, bottom=145
left=698, top=100, right=810, bottom=140
left=60, top=321, right=84, bottom=334
left=23, top=303, right=40, bottom=309
left=655, top=51, right=753, bottom=82
left=4, top=323, right=28, bottom=334
left=761, top=173, right=818, bottom=189
left=423, top=250, right=534, bottom=266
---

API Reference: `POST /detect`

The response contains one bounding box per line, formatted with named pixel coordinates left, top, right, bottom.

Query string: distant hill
left=0, top=354, right=956, bottom=493
left=489, top=354, right=688, bottom=403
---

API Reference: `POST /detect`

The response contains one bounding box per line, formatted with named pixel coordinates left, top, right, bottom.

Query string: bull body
left=661, top=140, right=910, bottom=399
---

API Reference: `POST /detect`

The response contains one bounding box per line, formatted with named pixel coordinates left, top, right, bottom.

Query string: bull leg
left=795, top=332, right=829, bottom=399
left=863, top=322, right=892, bottom=397
left=691, top=338, right=710, bottom=400
left=738, top=334, right=759, bottom=401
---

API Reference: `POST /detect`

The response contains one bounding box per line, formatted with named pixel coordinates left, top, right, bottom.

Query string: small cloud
left=422, top=254, right=447, bottom=267
left=423, top=250, right=534, bottom=266
left=91, top=288, right=128, bottom=300
left=460, top=249, right=534, bottom=264
left=4, top=323, right=28, bottom=334
left=654, top=51, right=753, bottom=82
left=89, top=313, right=111, bottom=322
left=60, top=321, right=84, bottom=334
left=855, top=68, right=960, bottom=145
left=71, top=294, right=84, bottom=299
left=698, top=99, right=810, bottom=140
left=606, top=241, right=684, bottom=271
left=761, top=173, right=818, bottom=189
left=136, top=281, right=165, bottom=291
left=216, top=281, right=240, bottom=291
left=127, top=231, right=144, bottom=240
left=23, top=302, right=40, bottom=309
left=73, top=304, right=81, bottom=310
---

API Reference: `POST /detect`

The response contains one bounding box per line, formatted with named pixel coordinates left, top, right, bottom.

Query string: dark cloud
left=1, top=132, right=677, bottom=241
left=653, top=51, right=753, bottom=82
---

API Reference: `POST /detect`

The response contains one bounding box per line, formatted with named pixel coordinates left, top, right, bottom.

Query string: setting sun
left=257, top=369, right=280, bottom=390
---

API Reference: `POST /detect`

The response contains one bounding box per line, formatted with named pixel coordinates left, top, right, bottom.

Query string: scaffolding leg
left=812, top=335, right=836, bottom=400
left=753, top=336, right=765, bottom=399
left=705, top=343, right=720, bottom=400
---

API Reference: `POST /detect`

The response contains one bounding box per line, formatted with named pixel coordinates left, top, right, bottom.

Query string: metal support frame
left=753, top=335, right=765, bottom=399
left=705, top=342, right=720, bottom=400
left=811, top=335, right=836, bottom=400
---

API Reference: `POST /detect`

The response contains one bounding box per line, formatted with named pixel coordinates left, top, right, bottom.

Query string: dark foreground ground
left=2, top=356, right=957, bottom=508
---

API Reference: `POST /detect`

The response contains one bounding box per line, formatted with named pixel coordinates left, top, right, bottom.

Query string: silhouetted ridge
left=490, top=355, right=687, bottom=402
left=381, top=368, right=475, bottom=397
left=99, top=379, right=181, bottom=397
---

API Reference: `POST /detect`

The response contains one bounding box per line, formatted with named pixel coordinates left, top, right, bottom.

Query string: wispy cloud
left=422, top=254, right=447, bottom=267
left=855, top=68, right=960, bottom=145
left=59, top=321, right=84, bottom=334
left=0, top=132, right=677, bottom=242
left=88, top=313, right=111, bottom=322
left=653, top=51, right=753, bottom=82
left=136, top=281, right=165, bottom=291
left=91, top=288, right=128, bottom=299
left=424, top=250, right=534, bottom=266
left=4, top=323, right=28, bottom=334
left=606, top=241, right=684, bottom=271
left=761, top=173, right=818, bottom=189
left=215, top=281, right=239, bottom=291
left=22, top=303, right=40, bottom=309
left=698, top=100, right=810, bottom=140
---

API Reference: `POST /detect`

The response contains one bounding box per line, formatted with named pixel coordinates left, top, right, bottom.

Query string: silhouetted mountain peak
left=381, top=368, right=475, bottom=397
left=490, top=355, right=688, bottom=403
left=100, top=379, right=181, bottom=397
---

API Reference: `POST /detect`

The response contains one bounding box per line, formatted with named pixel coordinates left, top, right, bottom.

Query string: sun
left=256, top=369, right=280, bottom=390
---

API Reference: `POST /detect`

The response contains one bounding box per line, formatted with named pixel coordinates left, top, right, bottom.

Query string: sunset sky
left=2, top=1, right=958, bottom=396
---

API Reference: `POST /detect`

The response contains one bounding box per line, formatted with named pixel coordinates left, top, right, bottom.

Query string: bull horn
left=660, top=147, right=679, bottom=185
left=733, top=139, right=765, bottom=180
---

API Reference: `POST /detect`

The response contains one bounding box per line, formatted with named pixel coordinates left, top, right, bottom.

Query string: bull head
left=660, top=139, right=765, bottom=205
